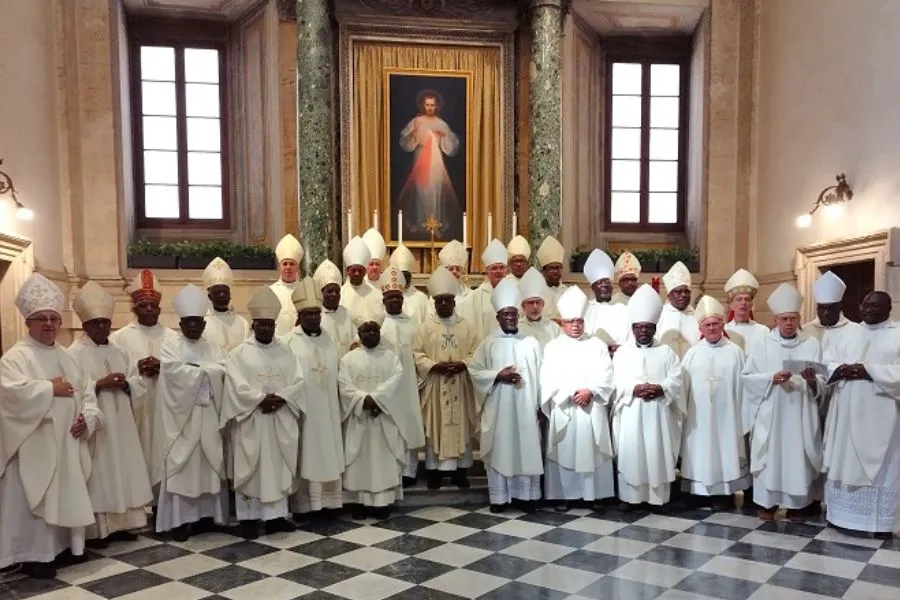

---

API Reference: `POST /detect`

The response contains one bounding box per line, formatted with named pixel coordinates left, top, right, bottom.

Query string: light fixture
left=795, top=173, right=853, bottom=228
left=0, top=158, right=34, bottom=220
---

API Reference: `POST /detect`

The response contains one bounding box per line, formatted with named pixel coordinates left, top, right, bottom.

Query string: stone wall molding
left=333, top=0, right=520, bottom=26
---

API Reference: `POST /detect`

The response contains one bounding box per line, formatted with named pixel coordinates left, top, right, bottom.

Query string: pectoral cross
left=355, top=371, right=383, bottom=393
left=256, top=365, right=284, bottom=395
left=705, top=362, right=722, bottom=394
left=423, top=215, right=443, bottom=271
left=309, top=350, right=327, bottom=390
left=441, top=330, right=458, bottom=352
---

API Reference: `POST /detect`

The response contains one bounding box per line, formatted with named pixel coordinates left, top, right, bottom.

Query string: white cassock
left=282, top=328, right=345, bottom=512
left=822, top=321, right=900, bottom=533
left=0, top=338, right=99, bottom=567
left=611, top=291, right=631, bottom=306
left=321, top=305, right=357, bottom=356
left=458, top=281, right=498, bottom=340
left=584, top=300, right=630, bottom=347
left=725, top=320, right=769, bottom=355
left=519, top=317, right=561, bottom=349
left=543, top=285, right=568, bottom=321
left=680, top=338, right=751, bottom=496
left=612, top=341, right=686, bottom=505
left=222, top=338, right=304, bottom=520
left=341, top=281, right=385, bottom=327
left=338, top=346, right=406, bottom=506
left=403, top=287, right=430, bottom=324
left=204, top=309, right=250, bottom=354
left=470, top=331, right=544, bottom=503
left=541, top=335, right=616, bottom=501
left=155, top=335, right=228, bottom=531
left=381, top=313, right=427, bottom=479
left=110, top=322, right=178, bottom=483
left=656, top=304, right=700, bottom=358
left=742, top=330, right=824, bottom=509
left=67, top=338, right=153, bottom=537
left=269, top=279, right=298, bottom=337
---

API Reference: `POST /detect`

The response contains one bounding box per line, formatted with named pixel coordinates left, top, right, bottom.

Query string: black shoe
left=171, top=524, right=190, bottom=542
left=350, top=506, right=367, bottom=520
left=55, top=549, right=87, bottom=567
left=402, top=476, right=417, bottom=488
left=86, top=538, right=109, bottom=550
left=554, top=502, right=570, bottom=513
left=21, top=561, right=56, bottom=579
left=108, top=530, right=139, bottom=542
left=426, top=472, right=442, bottom=490
left=193, top=516, right=222, bottom=534
left=590, top=501, right=605, bottom=513
left=370, top=506, right=391, bottom=520
left=520, top=501, right=537, bottom=514
left=489, top=504, right=506, bottom=514
left=265, top=517, right=296, bottom=535
left=619, top=502, right=635, bottom=512
left=240, top=520, right=260, bottom=540
left=450, top=470, right=470, bottom=489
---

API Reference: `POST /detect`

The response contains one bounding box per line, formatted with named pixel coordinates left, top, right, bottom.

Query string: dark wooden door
left=824, top=260, right=875, bottom=322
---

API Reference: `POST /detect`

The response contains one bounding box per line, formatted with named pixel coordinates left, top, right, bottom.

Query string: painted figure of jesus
left=398, top=90, right=461, bottom=236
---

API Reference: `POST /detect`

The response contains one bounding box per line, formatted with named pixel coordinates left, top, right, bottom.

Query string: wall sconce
left=0, top=159, right=34, bottom=220
left=795, top=173, right=853, bottom=228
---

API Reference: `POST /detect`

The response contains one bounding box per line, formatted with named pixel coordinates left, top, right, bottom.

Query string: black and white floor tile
left=2, top=504, right=898, bottom=600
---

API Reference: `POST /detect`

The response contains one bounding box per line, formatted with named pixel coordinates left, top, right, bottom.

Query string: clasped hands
left=51, top=377, right=89, bottom=439
left=259, top=393, right=287, bottom=414
left=362, top=395, right=382, bottom=418
left=96, top=372, right=128, bottom=392
left=773, top=368, right=818, bottom=390
left=495, top=366, right=522, bottom=386
left=432, top=361, right=467, bottom=376
left=833, top=363, right=871, bottom=381
left=633, top=383, right=663, bottom=401
left=137, top=356, right=160, bottom=377
left=572, top=389, right=593, bottom=406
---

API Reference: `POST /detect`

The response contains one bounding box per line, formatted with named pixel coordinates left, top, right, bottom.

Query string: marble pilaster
left=526, top=0, right=563, bottom=251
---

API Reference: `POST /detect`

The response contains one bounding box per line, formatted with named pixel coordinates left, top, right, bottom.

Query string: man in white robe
left=0, top=274, right=98, bottom=578
left=314, top=259, right=357, bottom=354
left=203, top=257, right=249, bottom=353
left=656, top=261, right=699, bottom=358
left=283, top=277, right=346, bottom=517
left=537, top=236, right=567, bottom=320
left=506, top=235, right=531, bottom=281
left=223, top=287, right=304, bottom=539
left=438, top=239, right=471, bottom=299
left=518, top=267, right=561, bottom=348
left=110, top=270, right=177, bottom=488
left=269, top=234, right=305, bottom=336
left=822, top=291, right=900, bottom=535
left=339, top=322, right=406, bottom=520
left=469, top=278, right=544, bottom=513
left=362, top=227, right=387, bottom=290
left=582, top=249, right=630, bottom=351
left=680, top=295, right=750, bottom=509
left=389, top=243, right=429, bottom=323
left=803, top=271, right=860, bottom=356
left=612, top=284, right=686, bottom=508
left=155, top=285, right=228, bottom=540
left=611, top=251, right=641, bottom=306
left=341, top=236, right=385, bottom=326
left=69, top=281, right=152, bottom=546
left=742, top=283, right=824, bottom=522
left=541, top=286, right=615, bottom=512
left=458, top=239, right=509, bottom=340
left=724, top=268, right=769, bottom=353
left=414, top=267, right=479, bottom=490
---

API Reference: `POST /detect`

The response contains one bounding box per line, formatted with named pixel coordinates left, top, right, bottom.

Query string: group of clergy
left=1, top=227, right=898, bottom=581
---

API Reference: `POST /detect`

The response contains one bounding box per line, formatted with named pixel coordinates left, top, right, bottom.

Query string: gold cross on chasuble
left=309, top=349, right=327, bottom=390
left=256, top=365, right=284, bottom=394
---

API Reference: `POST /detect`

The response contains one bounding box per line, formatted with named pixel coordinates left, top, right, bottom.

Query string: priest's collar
left=664, top=302, right=694, bottom=314
left=769, top=328, right=806, bottom=347
left=83, top=336, right=109, bottom=347
left=24, top=334, right=56, bottom=348
left=809, top=315, right=852, bottom=330
left=702, top=337, right=727, bottom=347
left=862, top=319, right=894, bottom=330
left=275, top=279, right=297, bottom=288
left=478, top=281, right=494, bottom=293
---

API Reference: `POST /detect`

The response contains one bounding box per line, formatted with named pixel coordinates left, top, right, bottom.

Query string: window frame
left=128, top=18, right=231, bottom=230
left=603, top=36, right=692, bottom=233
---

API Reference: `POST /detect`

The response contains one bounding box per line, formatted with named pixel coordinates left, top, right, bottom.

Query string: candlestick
left=373, top=210, right=379, bottom=231
left=512, top=212, right=518, bottom=236
left=398, top=210, right=403, bottom=245
left=462, top=212, right=467, bottom=247
left=487, top=212, right=493, bottom=246
left=347, top=209, right=353, bottom=239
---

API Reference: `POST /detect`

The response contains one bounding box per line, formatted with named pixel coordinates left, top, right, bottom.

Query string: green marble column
left=296, top=0, right=335, bottom=270
left=527, top=0, right=563, bottom=250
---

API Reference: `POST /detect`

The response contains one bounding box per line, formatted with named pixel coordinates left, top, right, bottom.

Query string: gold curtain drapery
left=351, top=41, right=503, bottom=272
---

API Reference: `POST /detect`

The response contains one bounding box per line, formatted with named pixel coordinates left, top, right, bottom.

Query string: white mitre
left=614, top=250, right=641, bottom=281
left=380, top=266, right=405, bottom=294
left=628, top=284, right=663, bottom=325
left=389, top=244, right=415, bottom=272
left=536, top=236, right=565, bottom=268
left=247, top=286, right=281, bottom=321
left=275, top=234, right=304, bottom=264
left=694, top=295, right=726, bottom=324
left=73, top=280, right=114, bottom=323
left=202, top=257, right=233, bottom=289
left=439, top=240, right=468, bottom=269
left=15, top=273, right=65, bottom=319
left=767, top=283, right=803, bottom=316
left=724, top=268, right=759, bottom=298
left=343, top=236, right=371, bottom=268
left=292, top=277, right=322, bottom=311
left=313, top=259, right=343, bottom=290
left=812, top=271, right=847, bottom=304
left=362, top=228, right=387, bottom=260
left=173, top=284, right=209, bottom=318
left=583, top=249, right=615, bottom=284
left=507, top=235, right=531, bottom=260
left=518, top=267, right=548, bottom=301
left=491, top=278, right=521, bottom=312
left=427, top=266, right=458, bottom=297
left=663, top=261, right=692, bottom=293
left=482, top=238, right=509, bottom=267
left=557, top=286, right=589, bottom=320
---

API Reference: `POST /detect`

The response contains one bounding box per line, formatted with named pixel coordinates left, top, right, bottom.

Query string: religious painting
left=385, top=68, right=471, bottom=245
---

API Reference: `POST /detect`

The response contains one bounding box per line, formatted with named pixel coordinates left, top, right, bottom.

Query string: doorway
left=822, top=260, right=874, bottom=322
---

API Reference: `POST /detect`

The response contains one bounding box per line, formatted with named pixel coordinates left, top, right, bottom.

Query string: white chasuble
left=457, top=282, right=498, bottom=341
left=110, top=321, right=178, bottom=482
left=338, top=347, right=405, bottom=506
left=519, top=318, right=561, bottom=349
left=540, top=335, right=616, bottom=501
left=222, top=338, right=305, bottom=519
left=269, top=279, right=298, bottom=337
left=584, top=300, right=630, bottom=347
left=155, top=335, right=227, bottom=531
left=403, top=287, right=430, bottom=324
left=0, top=337, right=99, bottom=566
left=680, top=339, right=750, bottom=496
left=543, top=284, right=568, bottom=321
left=656, top=303, right=700, bottom=358
left=611, top=291, right=630, bottom=306
left=612, top=342, right=686, bottom=505
left=822, top=321, right=900, bottom=533
left=742, top=331, right=824, bottom=509
left=67, top=338, right=153, bottom=537
left=725, top=320, right=769, bottom=355
left=204, top=309, right=250, bottom=354
left=321, top=306, right=357, bottom=355
left=340, top=281, right=385, bottom=327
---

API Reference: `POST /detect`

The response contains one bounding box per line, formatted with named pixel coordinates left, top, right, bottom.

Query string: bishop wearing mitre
left=390, top=243, right=430, bottom=323
left=541, top=286, right=616, bottom=511
left=458, top=239, right=509, bottom=340
left=341, top=236, right=385, bottom=326
left=612, top=284, right=686, bottom=508
left=438, top=239, right=471, bottom=298
left=469, top=278, right=544, bottom=512
left=202, top=257, right=249, bottom=353
left=804, top=271, right=860, bottom=353
left=506, top=235, right=531, bottom=280
left=69, top=281, right=153, bottom=544
left=656, top=261, right=699, bottom=358
left=537, top=235, right=567, bottom=320
left=611, top=251, right=641, bottom=305
left=724, top=268, right=769, bottom=354
left=270, top=234, right=305, bottom=336
left=582, top=249, right=630, bottom=350
left=339, top=322, right=406, bottom=520
left=414, top=266, right=479, bottom=489
left=518, top=267, right=561, bottom=348
left=679, top=295, right=750, bottom=509
left=742, top=283, right=824, bottom=521
left=155, top=285, right=227, bottom=540
left=314, top=259, right=357, bottom=355
left=223, top=287, right=303, bottom=539
left=110, top=270, right=177, bottom=485
left=362, top=227, right=387, bottom=289
left=0, top=274, right=98, bottom=579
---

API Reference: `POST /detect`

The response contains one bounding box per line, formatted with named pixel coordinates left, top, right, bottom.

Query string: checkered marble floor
left=2, top=504, right=899, bottom=600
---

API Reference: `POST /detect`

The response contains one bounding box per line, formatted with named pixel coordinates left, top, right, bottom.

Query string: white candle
left=373, top=210, right=379, bottom=231
left=398, top=210, right=403, bottom=245
left=487, top=212, right=493, bottom=246
left=347, top=209, right=353, bottom=238
left=512, top=212, right=518, bottom=235
left=462, top=212, right=467, bottom=246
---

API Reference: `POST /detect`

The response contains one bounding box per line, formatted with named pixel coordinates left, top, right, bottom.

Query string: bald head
left=860, top=291, right=891, bottom=325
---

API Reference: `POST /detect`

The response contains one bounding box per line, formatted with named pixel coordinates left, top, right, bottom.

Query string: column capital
left=530, top=0, right=563, bottom=10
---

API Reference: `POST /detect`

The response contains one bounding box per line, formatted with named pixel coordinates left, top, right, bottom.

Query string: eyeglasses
left=27, top=315, right=62, bottom=325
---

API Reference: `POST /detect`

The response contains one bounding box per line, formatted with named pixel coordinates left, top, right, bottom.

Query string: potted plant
left=633, top=248, right=661, bottom=273
left=685, top=247, right=700, bottom=273
left=657, top=246, right=684, bottom=273
left=175, top=240, right=224, bottom=269
left=127, top=239, right=178, bottom=269
left=226, top=243, right=276, bottom=270
left=569, top=246, right=591, bottom=273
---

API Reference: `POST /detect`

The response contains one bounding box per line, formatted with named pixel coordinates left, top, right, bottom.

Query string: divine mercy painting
left=386, top=69, right=470, bottom=243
